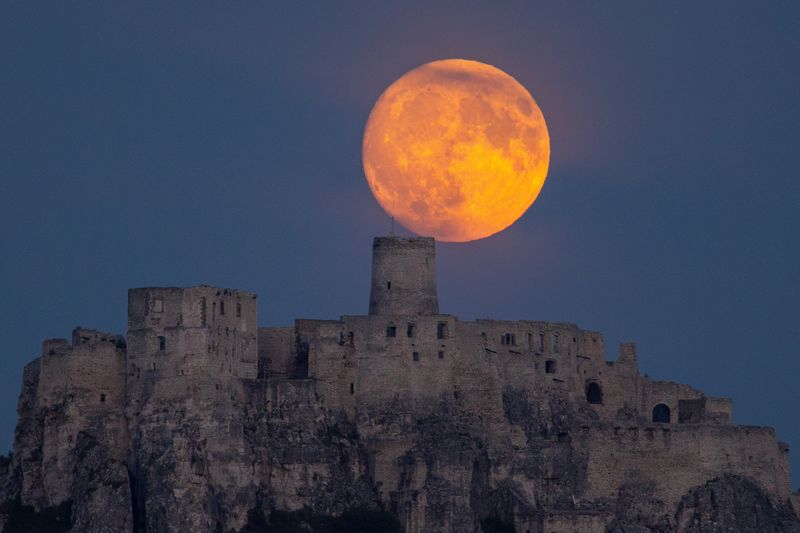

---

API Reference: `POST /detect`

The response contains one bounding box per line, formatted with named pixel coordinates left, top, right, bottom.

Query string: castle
left=1, top=237, right=798, bottom=532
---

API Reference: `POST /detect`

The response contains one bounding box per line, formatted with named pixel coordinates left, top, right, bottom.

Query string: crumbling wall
left=7, top=328, right=131, bottom=531
left=257, top=326, right=294, bottom=379
left=582, top=424, right=793, bottom=509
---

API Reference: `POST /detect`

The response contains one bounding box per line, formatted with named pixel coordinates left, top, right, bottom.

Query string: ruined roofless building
left=1, top=236, right=798, bottom=533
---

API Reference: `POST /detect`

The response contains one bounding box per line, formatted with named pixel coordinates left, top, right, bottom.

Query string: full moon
left=362, top=59, right=550, bottom=242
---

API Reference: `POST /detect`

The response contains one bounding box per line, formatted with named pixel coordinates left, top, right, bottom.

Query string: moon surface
left=362, top=59, right=550, bottom=242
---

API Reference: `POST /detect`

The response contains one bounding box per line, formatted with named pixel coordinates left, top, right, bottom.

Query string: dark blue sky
left=1, top=3, right=798, bottom=486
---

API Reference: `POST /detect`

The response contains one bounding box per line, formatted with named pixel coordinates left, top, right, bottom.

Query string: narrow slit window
left=236, top=303, right=241, bottom=318
left=412, top=351, right=419, bottom=361
left=158, top=336, right=166, bottom=351
left=407, top=323, right=416, bottom=337
left=220, top=301, right=225, bottom=315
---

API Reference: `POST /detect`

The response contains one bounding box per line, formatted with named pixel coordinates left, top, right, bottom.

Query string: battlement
left=128, top=285, right=256, bottom=332
left=41, top=328, right=125, bottom=358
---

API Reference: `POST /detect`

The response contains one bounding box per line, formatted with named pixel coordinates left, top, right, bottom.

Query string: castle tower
left=368, top=236, right=439, bottom=316
left=126, top=286, right=258, bottom=408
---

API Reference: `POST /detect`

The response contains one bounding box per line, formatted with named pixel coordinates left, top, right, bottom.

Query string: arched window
left=652, top=403, right=671, bottom=423
left=586, top=382, right=603, bottom=404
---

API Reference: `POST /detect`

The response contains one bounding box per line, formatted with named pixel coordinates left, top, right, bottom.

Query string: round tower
left=368, top=236, right=439, bottom=316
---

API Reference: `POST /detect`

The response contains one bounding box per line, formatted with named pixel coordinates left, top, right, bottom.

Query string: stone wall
left=582, top=424, right=793, bottom=507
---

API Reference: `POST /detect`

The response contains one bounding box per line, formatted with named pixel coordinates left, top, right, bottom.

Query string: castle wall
left=257, top=326, right=294, bottom=379
left=582, top=424, right=792, bottom=507
left=302, top=312, right=736, bottom=432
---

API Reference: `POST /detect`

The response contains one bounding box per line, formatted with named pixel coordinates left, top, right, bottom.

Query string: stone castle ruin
left=0, top=237, right=798, bottom=532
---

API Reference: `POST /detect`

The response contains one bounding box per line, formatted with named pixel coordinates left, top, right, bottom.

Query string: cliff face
left=1, top=355, right=798, bottom=533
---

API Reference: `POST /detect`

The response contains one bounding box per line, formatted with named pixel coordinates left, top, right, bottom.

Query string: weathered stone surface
left=674, top=475, right=800, bottom=533
left=0, top=238, right=797, bottom=532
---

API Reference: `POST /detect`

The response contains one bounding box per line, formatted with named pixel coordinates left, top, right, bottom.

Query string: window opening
left=586, top=382, right=603, bottom=404
left=652, top=403, right=671, bottom=423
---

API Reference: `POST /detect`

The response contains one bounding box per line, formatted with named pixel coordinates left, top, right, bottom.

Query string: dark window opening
left=652, top=403, right=671, bottom=423
left=527, top=333, right=532, bottom=350
left=151, top=363, right=156, bottom=371
left=386, top=325, right=397, bottom=337
left=220, top=301, right=225, bottom=315
left=348, top=332, right=354, bottom=346
left=501, top=333, right=516, bottom=346
left=438, top=350, right=444, bottom=359
left=407, top=323, right=416, bottom=337
left=551, top=333, right=559, bottom=352
left=100, top=393, right=106, bottom=402
left=412, top=351, right=419, bottom=361
left=387, top=281, right=391, bottom=290
left=349, top=383, right=354, bottom=394
left=236, top=303, right=241, bottom=318
left=586, top=382, right=603, bottom=404
left=545, top=360, right=557, bottom=374
left=158, top=336, right=165, bottom=351
left=538, top=333, right=545, bottom=352
left=437, top=322, right=448, bottom=339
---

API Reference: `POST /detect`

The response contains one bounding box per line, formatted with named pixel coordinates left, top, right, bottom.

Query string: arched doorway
left=586, top=382, right=603, bottom=404
left=652, top=403, right=671, bottom=423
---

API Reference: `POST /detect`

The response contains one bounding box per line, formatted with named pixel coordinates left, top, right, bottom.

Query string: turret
left=617, top=341, right=639, bottom=373
left=368, top=236, right=439, bottom=316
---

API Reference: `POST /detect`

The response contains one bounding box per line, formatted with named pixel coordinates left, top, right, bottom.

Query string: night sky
left=1, top=3, right=798, bottom=486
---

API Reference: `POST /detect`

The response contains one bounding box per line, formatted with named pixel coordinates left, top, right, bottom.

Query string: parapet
left=128, top=285, right=257, bottom=332
left=368, top=236, right=439, bottom=316
left=41, top=328, right=125, bottom=357
left=677, top=396, right=733, bottom=425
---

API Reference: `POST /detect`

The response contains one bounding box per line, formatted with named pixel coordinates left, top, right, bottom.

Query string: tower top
left=368, top=236, right=439, bottom=316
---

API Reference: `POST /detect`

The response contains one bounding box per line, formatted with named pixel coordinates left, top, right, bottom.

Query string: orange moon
left=362, top=59, right=550, bottom=242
